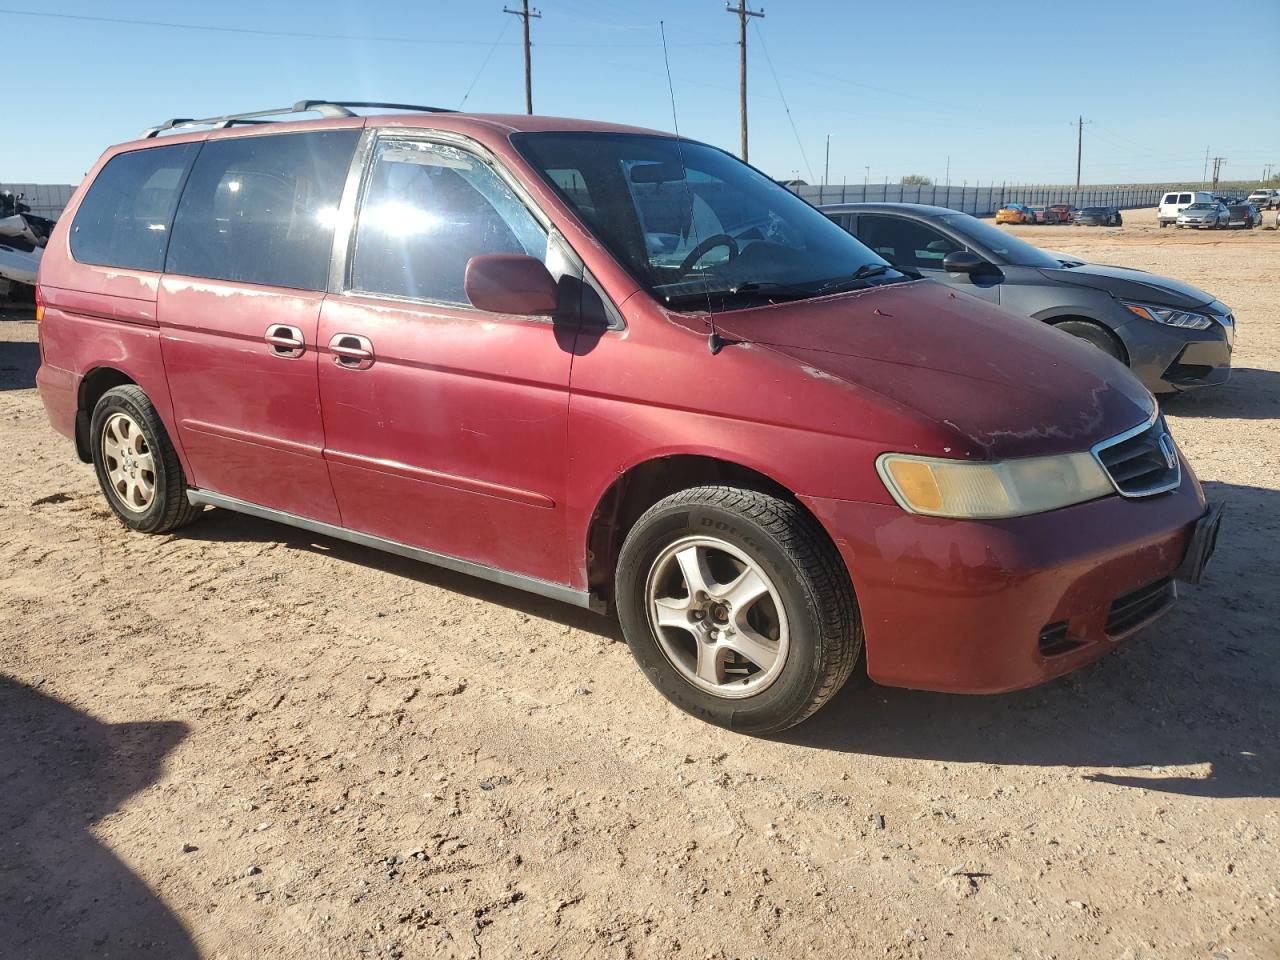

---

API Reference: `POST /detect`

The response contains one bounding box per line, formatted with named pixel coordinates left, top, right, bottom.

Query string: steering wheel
left=678, top=234, right=739, bottom=275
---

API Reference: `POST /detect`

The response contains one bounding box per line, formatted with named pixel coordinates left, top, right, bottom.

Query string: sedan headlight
left=1119, top=300, right=1214, bottom=330
left=876, top=451, right=1114, bottom=519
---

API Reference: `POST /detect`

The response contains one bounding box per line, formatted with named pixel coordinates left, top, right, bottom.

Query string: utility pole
left=945, top=155, right=950, bottom=186
left=1075, top=115, right=1084, bottom=191
left=1203, top=147, right=1210, bottom=185
left=1211, top=156, right=1226, bottom=188
left=504, top=1, right=542, bottom=114
left=725, top=3, right=764, bottom=161
left=824, top=134, right=831, bottom=186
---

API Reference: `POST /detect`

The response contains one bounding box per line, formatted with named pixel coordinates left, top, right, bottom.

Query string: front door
left=854, top=213, right=1002, bottom=305
left=317, top=137, right=580, bottom=586
left=157, top=126, right=360, bottom=524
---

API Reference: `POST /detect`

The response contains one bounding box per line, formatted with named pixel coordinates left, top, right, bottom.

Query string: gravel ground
left=1, top=207, right=1277, bottom=960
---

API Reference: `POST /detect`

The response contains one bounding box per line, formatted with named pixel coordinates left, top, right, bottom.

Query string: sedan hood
left=710, top=280, right=1154, bottom=460
left=1037, top=262, right=1215, bottom=308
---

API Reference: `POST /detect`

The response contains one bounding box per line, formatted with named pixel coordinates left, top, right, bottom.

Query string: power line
left=725, top=3, right=765, bottom=162
left=0, top=6, right=727, bottom=47
left=503, top=1, right=542, bottom=114
left=458, top=18, right=513, bottom=109
left=752, top=20, right=813, bottom=182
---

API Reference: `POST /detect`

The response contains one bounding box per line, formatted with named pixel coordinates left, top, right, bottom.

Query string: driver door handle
left=265, top=324, right=305, bottom=359
left=329, top=333, right=375, bottom=370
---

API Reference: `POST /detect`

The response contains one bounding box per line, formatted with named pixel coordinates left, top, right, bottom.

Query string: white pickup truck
left=1245, top=188, right=1280, bottom=210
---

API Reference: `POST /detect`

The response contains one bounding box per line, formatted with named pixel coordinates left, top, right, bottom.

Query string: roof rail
left=140, top=99, right=458, bottom=139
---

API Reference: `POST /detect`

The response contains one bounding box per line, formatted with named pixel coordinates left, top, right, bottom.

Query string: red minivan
left=35, top=101, right=1221, bottom=732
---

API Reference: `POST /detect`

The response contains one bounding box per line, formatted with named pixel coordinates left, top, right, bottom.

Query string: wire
left=752, top=20, right=813, bottom=183
left=458, top=18, right=512, bottom=108
left=0, top=7, right=732, bottom=47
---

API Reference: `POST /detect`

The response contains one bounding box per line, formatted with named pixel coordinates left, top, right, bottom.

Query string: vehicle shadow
left=1160, top=367, right=1280, bottom=420
left=0, top=337, right=39, bottom=391
left=0, top=675, right=198, bottom=958
left=778, top=478, right=1278, bottom=800
left=183, top=508, right=623, bottom=642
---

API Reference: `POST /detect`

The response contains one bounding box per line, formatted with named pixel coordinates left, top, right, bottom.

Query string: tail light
left=34, top=283, right=44, bottom=323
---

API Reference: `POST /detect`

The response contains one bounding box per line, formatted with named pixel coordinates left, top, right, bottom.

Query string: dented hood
left=712, top=279, right=1155, bottom=460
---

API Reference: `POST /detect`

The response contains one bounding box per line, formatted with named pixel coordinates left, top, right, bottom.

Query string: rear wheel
left=91, top=385, right=201, bottom=533
left=615, top=486, right=861, bottom=734
left=1051, top=319, right=1127, bottom=364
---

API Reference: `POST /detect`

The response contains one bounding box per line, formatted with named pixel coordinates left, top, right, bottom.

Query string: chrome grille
left=1093, top=413, right=1181, bottom=497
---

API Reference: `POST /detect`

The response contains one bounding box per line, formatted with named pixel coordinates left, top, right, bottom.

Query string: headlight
left=1119, top=300, right=1214, bottom=330
left=876, top=451, right=1114, bottom=519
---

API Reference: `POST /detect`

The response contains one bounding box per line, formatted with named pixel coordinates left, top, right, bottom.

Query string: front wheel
left=1052, top=319, right=1127, bottom=364
left=90, top=385, right=202, bottom=533
left=616, top=486, right=861, bottom=734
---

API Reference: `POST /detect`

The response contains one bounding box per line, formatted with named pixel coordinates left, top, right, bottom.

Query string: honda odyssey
left=35, top=101, right=1222, bottom=732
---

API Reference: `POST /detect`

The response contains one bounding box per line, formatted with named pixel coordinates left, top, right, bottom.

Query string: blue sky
left=6, top=0, right=1278, bottom=187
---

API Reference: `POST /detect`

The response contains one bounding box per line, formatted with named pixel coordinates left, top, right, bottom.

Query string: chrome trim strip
left=1090, top=408, right=1181, bottom=498
left=185, top=489, right=597, bottom=610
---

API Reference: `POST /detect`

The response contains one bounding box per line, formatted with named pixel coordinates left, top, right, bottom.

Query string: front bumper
left=802, top=464, right=1210, bottom=694
left=1119, top=300, right=1233, bottom=393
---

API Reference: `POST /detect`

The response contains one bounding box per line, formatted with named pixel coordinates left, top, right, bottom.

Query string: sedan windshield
left=1186, top=203, right=1214, bottom=211
left=935, top=212, right=1060, bottom=267
left=513, top=132, right=904, bottom=308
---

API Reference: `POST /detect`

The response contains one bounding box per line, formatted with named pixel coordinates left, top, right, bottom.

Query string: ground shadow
left=1160, top=367, right=1280, bottom=420
left=0, top=336, right=38, bottom=391
left=183, top=508, right=622, bottom=643
left=778, top=478, right=1278, bottom=800
left=0, top=675, right=198, bottom=958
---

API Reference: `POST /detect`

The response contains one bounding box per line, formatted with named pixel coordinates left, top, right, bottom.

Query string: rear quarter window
left=166, top=130, right=359, bottom=291
left=1178, top=193, right=1192, bottom=204
left=70, top=143, right=197, bottom=272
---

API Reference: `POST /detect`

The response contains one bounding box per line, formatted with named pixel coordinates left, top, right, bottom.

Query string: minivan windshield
left=934, top=212, right=1060, bottom=268
left=513, top=132, right=906, bottom=309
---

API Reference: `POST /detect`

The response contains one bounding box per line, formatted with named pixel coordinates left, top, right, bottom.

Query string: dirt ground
left=1, top=207, right=1277, bottom=960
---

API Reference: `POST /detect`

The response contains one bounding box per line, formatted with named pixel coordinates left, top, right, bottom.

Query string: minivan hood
left=1037, top=263, right=1215, bottom=309
left=710, top=280, right=1154, bottom=461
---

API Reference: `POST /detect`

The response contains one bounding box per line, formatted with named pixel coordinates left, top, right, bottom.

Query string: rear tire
left=1051, top=319, right=1127, bottom=364
left=615, top=486, right=861, bottom=734
left=91, top=385, right=202, bottom=534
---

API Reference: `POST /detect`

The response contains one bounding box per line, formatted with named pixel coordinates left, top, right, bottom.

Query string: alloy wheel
left=101, top=412, right=156, bottom=513
left=645, top=536, right=789, bottom=698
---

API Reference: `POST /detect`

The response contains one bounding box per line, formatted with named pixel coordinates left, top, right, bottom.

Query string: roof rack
left=140, top=99, right=457, bottom=139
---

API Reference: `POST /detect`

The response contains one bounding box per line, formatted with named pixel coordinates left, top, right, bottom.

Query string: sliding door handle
left=328, top=333, right=375, bottom=370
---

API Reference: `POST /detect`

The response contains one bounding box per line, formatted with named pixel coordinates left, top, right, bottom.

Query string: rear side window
left=70, top=144, right=196, bottom=272
left=1162, top=194, right=1177, bottom=205
left=1178, top=193, right=1192, bottom=204
left=349, top=139, right=548, bottom=305
left=166, top=130, right=359, bottom=291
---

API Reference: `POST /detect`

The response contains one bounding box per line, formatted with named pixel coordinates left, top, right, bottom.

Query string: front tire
left=615, top=486, right=861, bottom=734
left=1052, top=319, right=1127, bottom=364
left=91, top=385, right=201, bottom=533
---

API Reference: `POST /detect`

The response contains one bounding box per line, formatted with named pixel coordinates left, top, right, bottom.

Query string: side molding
left=185, top=489, right=601, bottom=611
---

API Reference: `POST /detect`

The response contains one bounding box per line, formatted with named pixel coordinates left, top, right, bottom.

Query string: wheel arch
left=75, top=366, right=138, bottom=462
left=583, top=453, right=847, bottom=608
left=1042, top=314, right=1131, bottom=365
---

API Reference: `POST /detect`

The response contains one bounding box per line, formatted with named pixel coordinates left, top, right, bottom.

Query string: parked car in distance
left=36, top=102, right=1223, bottom=733
left=995, top=202, right=1037, bottom=224
left=1074, top=206, right=1123, bottom=226
left=820, top=202, right=1234, bottom=393
left=1225, top=204, right=1262, bottom=229
left=1046, top=203, right=1073, bottom=223
left=1245, top=188, right=1280, bottom=210
left=1176, top=201, right=1230, bottom=229
left=1030, top=205, right=1068, bottom=224
left=1158, top=190, right=1214, bottom=226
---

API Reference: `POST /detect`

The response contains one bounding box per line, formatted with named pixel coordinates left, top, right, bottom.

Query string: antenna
left=659, top=20, right=725, bottom=355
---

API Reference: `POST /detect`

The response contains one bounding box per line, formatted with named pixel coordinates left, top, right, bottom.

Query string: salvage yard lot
left=1, top=208, right=1276, bottom=959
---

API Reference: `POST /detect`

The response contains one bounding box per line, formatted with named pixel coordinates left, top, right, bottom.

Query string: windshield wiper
left=816, top=262, right=911, bottom=294
left=662, top=280, right=817, bottom=308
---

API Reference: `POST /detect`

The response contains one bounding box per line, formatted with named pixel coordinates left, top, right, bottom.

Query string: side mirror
left=942, top=251, right=990, bottom=275
left=464, top=254, right=559, bottom=316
